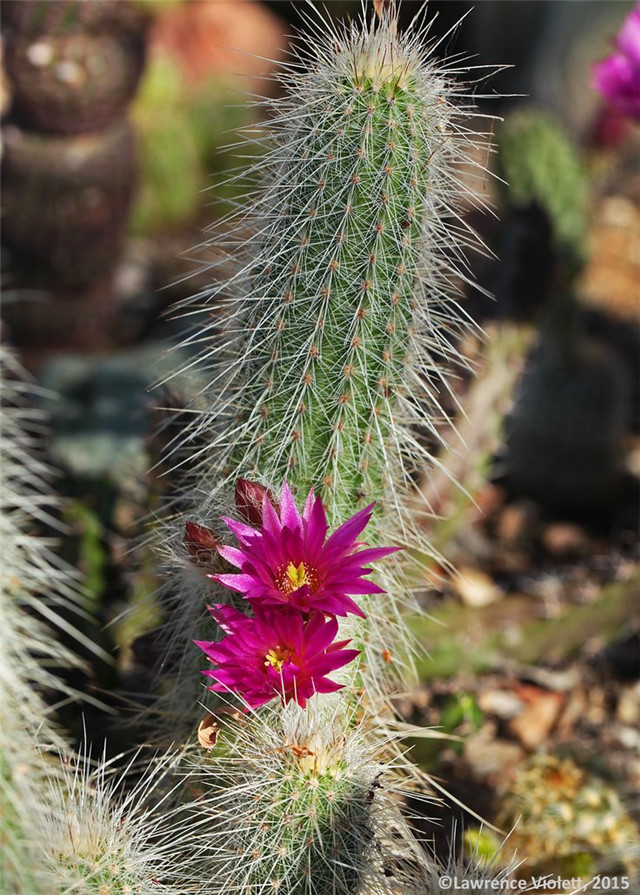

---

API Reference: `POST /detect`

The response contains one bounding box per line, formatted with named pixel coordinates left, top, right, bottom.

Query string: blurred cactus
left=1, top=0, right=148, bottom=351
left=496, top=754, right=640, bottom=881
left=2, top=120, right=136, bottom=289
left=505, top=335, right=629, bottom=511
left=496, top=110, right=630, bottom=511
left=3, top=1, right=146, bottom=134
left=496, top=109, right=590, bottom=280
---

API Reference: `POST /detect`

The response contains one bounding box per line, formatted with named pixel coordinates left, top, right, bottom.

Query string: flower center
left=264, top=645, right=292, bottom=671
left=275, top=561, right=319, bottom=596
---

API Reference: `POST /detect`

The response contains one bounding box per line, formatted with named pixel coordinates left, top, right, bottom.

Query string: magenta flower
left=593, top=4, right=640, bottom=120
left=195, top=604, right=360, bottom=709
left=211, top=483, right=399, bottom=618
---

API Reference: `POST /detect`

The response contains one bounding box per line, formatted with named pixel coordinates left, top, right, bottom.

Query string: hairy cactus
left=0, top=346, right=88, bottom=890
left=181, top=698, right=439, bottom=895
left=24, top=747, right=186, bottom=895
left=130, top=4, right=500, bottom=893
left=149, top=0, right=493, bottom=725
left=496, top=754, right=640, bottom=881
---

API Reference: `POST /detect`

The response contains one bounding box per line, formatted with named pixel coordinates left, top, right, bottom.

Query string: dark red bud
left=235, top=478, right=277, bottom=525
left=184, top=522, right=219, bottom=566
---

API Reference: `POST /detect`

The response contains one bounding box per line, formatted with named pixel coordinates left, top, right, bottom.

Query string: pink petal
left=279, top=481, right=302, bottom=532
left=322, top=503, right=376, bottom=557
left=210, top=572, right=257, bottom=593
left=216, top=545, right=247, bottom=568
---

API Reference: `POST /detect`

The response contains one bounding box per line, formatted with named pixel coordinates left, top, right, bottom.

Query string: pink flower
left=593, top=4, right=640, bottom=120
left=195, top=604, right=360, bottom=709
left=212, top=483, right=400, bottom=618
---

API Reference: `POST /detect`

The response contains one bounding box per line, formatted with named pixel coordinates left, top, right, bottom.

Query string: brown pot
left=1, top=274, right=123, bottom=352
left=5, top=22, right=146, bottom=134
left=2, top=119, right=136, bottom=288
left=2, top=0, right=148, bottom=39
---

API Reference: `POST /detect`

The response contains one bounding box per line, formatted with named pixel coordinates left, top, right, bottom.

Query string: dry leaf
left=197, top=712, right=220, bottom=749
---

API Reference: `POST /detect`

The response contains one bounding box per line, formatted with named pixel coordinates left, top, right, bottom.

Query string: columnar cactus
left=134, top=3, right=498, bottom=893
left=151, top=1, right=493, bottom=728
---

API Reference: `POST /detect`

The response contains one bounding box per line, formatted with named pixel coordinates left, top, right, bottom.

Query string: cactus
left=129, top=4, right=502, bottom=894
left=495, top=754, right=640, bottom=881
left=496, top=110, right=630, bottom=511
left=0, top=345, right=88, bottom=890
left=25, top=746, right=186, bottom=895
left=149, top=0, right=494, bottom=728
left=496, top=109, right=589, bottom=279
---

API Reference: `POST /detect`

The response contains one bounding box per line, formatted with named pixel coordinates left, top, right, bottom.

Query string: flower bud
left=234, top=478, right=277, bottom=525
left=184, top=521, right=219, bottom=566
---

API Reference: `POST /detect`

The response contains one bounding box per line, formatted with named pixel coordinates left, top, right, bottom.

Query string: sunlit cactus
left=180, top=697, right=439, bottom=895
left=132, top=3, right=499, bottom=893
left=496, top=754, right=640, bottom=881
left=148, top=0, right=494, bottom=726
left=24, top=746, right=188, bottom=895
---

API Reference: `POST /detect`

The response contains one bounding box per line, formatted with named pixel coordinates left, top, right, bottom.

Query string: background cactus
left=495, top=754, right=640, bottom=882
left=497, top=110, right=631, bottom=512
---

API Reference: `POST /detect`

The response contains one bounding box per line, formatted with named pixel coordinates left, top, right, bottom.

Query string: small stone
left=616, top=684, right=640, bottom=726
left=477, top=689, right=524, bottom=720
left=542, top=522, right=590, bottom=557
left=463, top=726, right=524, bottom=783
left=26, top=41, right=54, bottom=67
left=452, top=567, right=503, bottom=607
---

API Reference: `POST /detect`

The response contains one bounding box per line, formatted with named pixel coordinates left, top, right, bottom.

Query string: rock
left=477, top=689, right=524, bottom=720
left=463, top=725, right=525, bottom=784
left=616, top=683, right=640, bottom=726
left=452, top=567, right=503, bottom=608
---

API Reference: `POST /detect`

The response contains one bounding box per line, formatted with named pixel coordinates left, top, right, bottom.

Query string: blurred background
left=1, top=0, right=638, bottom=884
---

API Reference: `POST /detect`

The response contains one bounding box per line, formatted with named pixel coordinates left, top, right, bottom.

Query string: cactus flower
left=212, top=483, right=399, bottom=618
left=196, top=604, right=359, bottom=709
left=593, top=3, right=640, bottom=120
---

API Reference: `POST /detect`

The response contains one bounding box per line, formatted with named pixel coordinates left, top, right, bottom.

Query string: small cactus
left=25, top=746, right=187, bottom=894
left=181, top=698, right=440, bottom=895
left=495, top=754, right=640, bottom=881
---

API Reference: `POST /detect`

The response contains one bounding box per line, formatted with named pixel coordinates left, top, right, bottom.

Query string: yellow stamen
left=264, top=646, right=291, bottom=671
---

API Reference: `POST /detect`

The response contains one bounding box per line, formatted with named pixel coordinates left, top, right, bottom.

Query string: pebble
left=452, top=567, right=503, bottom=608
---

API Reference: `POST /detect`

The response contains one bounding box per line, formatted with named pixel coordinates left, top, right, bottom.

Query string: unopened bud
left=235, top=479, right=278, bottom=525
left=184, top=522, right=219, bottom=566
